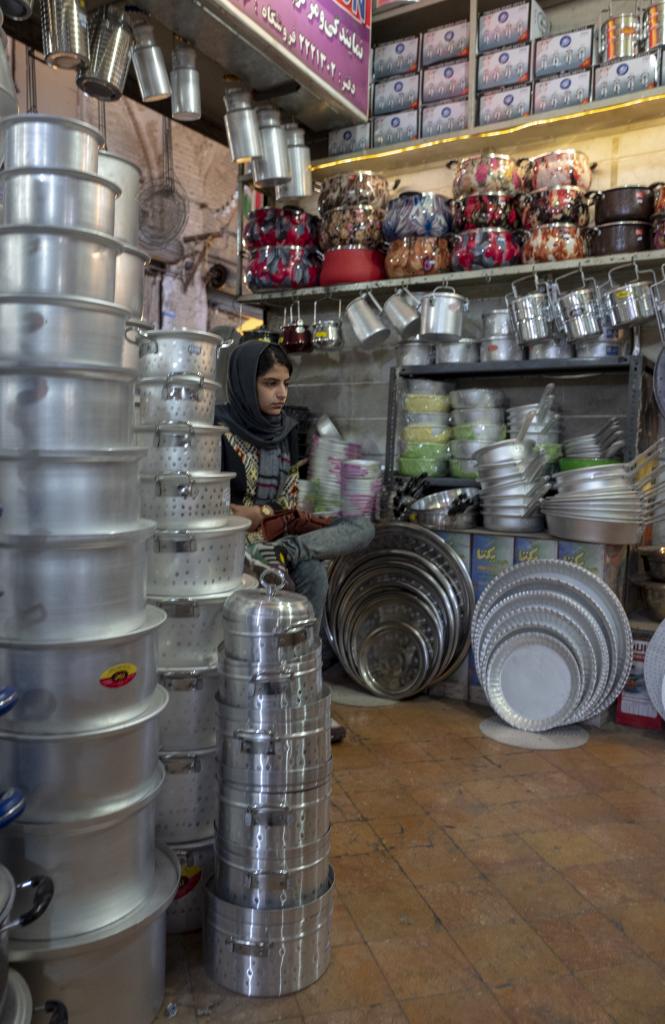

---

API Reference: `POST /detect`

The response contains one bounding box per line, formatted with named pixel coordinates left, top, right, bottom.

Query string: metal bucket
left=158, top=666, right=219, bottom=749
left=215, top=830, right=331, bottom=910
left=216, top=772, right=332, bottom=852
left=157, top=746, right=217, bottom=843
left=40, top=0, right=89, bottom=69
left=148, top=519, right=249, bottom=597
left=203, top=867, right=334, bottom=996
left=167, top=836, right=214, bottom=934
left=135, top=422, right=227, bottom=475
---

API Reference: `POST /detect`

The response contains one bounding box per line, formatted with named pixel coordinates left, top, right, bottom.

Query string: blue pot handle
left=0, top=687, right=17, bottom=716
left=0, top=787, right=25, bottom=828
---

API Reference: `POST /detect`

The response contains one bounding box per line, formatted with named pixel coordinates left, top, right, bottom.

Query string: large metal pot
left=0, top=115, right=102, bottom=173
left=519, top=186, right=589, bottom=229
left=0, top=366, right=135, bottom=451
left=216, top=773, right=332, bottom=853
left=0, top=168, right=119, bottom=235
left=98, top=151, right=141, bottom=247
left=0, top=605, right=164, bottom=734
left=223, top=89, right=263, bottom=164
left=215, top=830, right=330, bottom=910
left=450, top=154, right=523, bottom=197
left=11, top=845, right=178, bottom=1023
left=550, top=270, right=604, bottom=343
left=115, top=244, right=146, bottom=319
left=158, top=667, right=219, bottom=748
left=599, top=13, right=641, bottom=61
left=138, top=375, right=221, bottom=426
left=587, top=220, right=650, bottom=257
left=508, top=280, right=552, bottom=343
left=219, top=651, right=323, bottom=710
left=419, top=286, right=467, bottom=341
left=603, top=268, right=656, bottom=327
left=591, top=186, right=654, bottom=224
left=0, top=524, right=152, bottom=642
left=203, top=868, right=334, bottom=997
left=0, top=866, right=53, bottom=1014
left=222, top=568, right=318, bottom=664
left=482, top=308, right=513, bottom=337
left=0, top=295, right=135, bottom=370
left=140, top=471, right=233, bottom=528
left=524, top=149, right=592, bottom=192
left=138, top=329, right=224, bottom=379
left=148, top=578, right=256, bottom=667
left=0, top=225, right=120, bottom=302
left=0, top=449, right=143, bottom=534
left=167, top=836, right=214, bottom=934
left=135, top=421, right=227, bottom=475
left=0, top=687, right=166, bottom=821
left=148, top=518, right=249, bottom=597
left=157, top=746, right=217, bottom=843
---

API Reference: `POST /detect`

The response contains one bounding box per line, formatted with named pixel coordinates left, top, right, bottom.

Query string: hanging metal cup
left=40, top=0, right=89, bottom=70
left=275, top=123, right=312, bottom=201
left=76, top=5, right=134, bottom=101
left=223, top=88, right=263, bottom=164
left=346, top=292, right=390, bottom=346
left=171, top=44, right=200, bottom=121
left=382, top=287, right=420, bottom=339
left=251, top=106, right=291, bottom=189
left=131, top=21, right=171, bottom=102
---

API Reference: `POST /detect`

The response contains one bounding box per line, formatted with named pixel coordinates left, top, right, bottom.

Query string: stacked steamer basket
left=0, top=114, right=179, bottom=1023
left=203, top=570, right=334, bottom=996
left=134, top=329, right=252, bottom=935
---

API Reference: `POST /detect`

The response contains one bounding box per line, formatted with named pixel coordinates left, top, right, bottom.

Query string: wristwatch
left=260, top=505, right=273, bottom=519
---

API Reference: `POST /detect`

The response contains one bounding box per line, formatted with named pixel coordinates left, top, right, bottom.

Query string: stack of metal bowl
left=0, top=113, right=179, bottom=1023
left=475, top=439, right=550, bottom=533
left=133, top=328, right=251, bottom=935
left=203, top=569, right=334, bottom=997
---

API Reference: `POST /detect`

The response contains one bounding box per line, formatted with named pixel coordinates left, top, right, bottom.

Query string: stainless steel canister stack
left=0, top=113, right=179, bottom=1023
left=134, top=328, right=251, bottom=933
left=203, top=569, right=334, bottom=997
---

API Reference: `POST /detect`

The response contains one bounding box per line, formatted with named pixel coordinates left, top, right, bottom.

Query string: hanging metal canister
left=223, top=88, right=262, bottom=164
left=251, top=106, right=291, bottom=189
left=598, top=13, right=641, bottom=62
left=40, top=0, right=89, bottom=70
left=76, top=5, right=134, bottom=101
left=275, top=124, right=312, bottom=202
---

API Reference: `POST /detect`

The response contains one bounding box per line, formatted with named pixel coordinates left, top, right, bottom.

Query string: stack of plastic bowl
left=341, top=459, right=382, bottom=518
left=0, top=113, right=178, bottom=1023
left=204, top=570, right=334, bottom=997
left=400, top=381, right=452, bottom=478
left=448, top=388, right=505, bottom=479
left=475, top=438, right=550, bottom=533
left=308, top=432, right=362, bottom=513
left=508, top=400, right=562, bottom=466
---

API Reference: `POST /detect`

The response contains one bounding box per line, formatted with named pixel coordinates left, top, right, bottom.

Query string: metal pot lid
left=148, top=575, right=257, bottom=606
left=0, top=521, right=155, bottom=548
left=0, top=113, right=104, bottom=142
left=139, top=375, right=220, bottom=389
left=171, top=836, right=214, bottom=855
left=222, top=567, right=316, bottom=634
left=153, top=517, right=250, bottom=539
left=1, top=970, right=32, bottom=1023
left=0, top=604, right=166, bottom=650
left=143, top=328, right=222, bottom=345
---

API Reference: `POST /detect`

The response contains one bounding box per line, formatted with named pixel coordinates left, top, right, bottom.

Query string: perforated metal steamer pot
left=158, top=667, right=219, bottom=749
left=138, top=374, right=220, bottom=425
left=219, top=650, right=323, bottom=710
left=134, top=421, right=227, bottom=475
left=167, top=836, right=214, bottom=934
left=138, top=329, right=225, bottom=379
left=157, top=746, right=217, bottom=843
left=139, top=471, right=233, bottom=528
left=222, top=568, right=319, bottom=664
left=148, top=517, right=250, bottom=597
left=215, top=829, right=331, bottom=910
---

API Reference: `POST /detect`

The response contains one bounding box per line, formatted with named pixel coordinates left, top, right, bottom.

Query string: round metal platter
left=357, top=621, right=431, bottom=698
left=484, top=631, right=584, bottom=732
left=643, top=620, right=665, bottom=719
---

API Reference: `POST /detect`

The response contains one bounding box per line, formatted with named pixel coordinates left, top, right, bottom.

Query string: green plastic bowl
left=558, top=457, right=622, bottom=472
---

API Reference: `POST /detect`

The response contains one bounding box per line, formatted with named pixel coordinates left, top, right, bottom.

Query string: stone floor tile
left=564, top=858, right=665, bottom=909
left=363, top=741, right=432, bottom=763
left=393, top=842, right=481, bottom=887
left=609, top=899, right=665, bottom=963
left=331, top=896, right=364, bottom=947
left=452, top=918, right=568, bottom=987
left=521, top=828, right=613, bottom=869
left=401, top=987, right=511, bottom=1023
left=460, top=777, right=533, bottom=806
left=368, top=929, right=476, bottom=999
left=452, top=833, right=545, bottom=876
left=302, top=1003, right=408, bottom=1024
left=418, top=878, right=519, bottom=932
left=532, top=909, right=642, bottom=971
left=576, top=958, right=665, bottom=1024
left=493, top=862, right=592, bottom=923
left=492, top=974, right=615, bottom=1023
left=332, top=820, right=382, bottom=857
left=343, top=880, right=439, bottom=942
left=369, top=815, right=450, bottom=851
left=484, top=751, right=558, bottom=775
left=295, top=945, right=393, bottom=1017
left=330, top=783, right=363, bottom=824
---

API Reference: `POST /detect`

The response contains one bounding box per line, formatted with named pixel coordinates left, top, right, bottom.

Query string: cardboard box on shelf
left=534, top=26, right=594, bottom=79
left=533, top=69, right=592, bottom=112
left=478, top=83, right=532, bottom=124
left=478, top=0, right=550, bottom=54
left=422, top=59, right=470, bottom=103
left=514, top=536, right=558, bottom=563
left=373, top=109, right=420, bottom=147
left=422, top=21, right=470, bottom=67
left=421, top=99, right=469, bottom=137
left=373, top=72, right=420, bottom=115
left=477, top=43, right=532, bottom=91
left=373, top=36, right=420, bottom=81
left=556, top=540, right=627, bottom=596
left=594, top=50, right=660, bottom=100
left=616, top=630, right=662, bottom=730
left=471, top=534, right=514, bottom=600
left=328, top=122, right=372, bottom=156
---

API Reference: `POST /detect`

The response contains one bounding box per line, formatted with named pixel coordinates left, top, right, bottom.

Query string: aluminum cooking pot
left=215, top=829, right=330, bottom=910
left=420, top=286, right=467, bottom=342
left=222, top=568, right=318, bottom=664
left=167, top=837, right=214, bottom=934
left=0, top=773, right=162, bottom=942
left=346, top=292, right=390, bottom=346
left=507, top=275, right=552, bottom=343
left=590, top=186, right=653, bottom=225
left=98, top=150, right=141, bottom=247
left=0, top=605, right=164, bottom=734
left=216, top=773, right=331, bottom=852
left=599, top=13, right=641, bottom=61
left=0, top=295, right=135, bottom=370
left=550, top=268, right=604, bottom=343
left=482, top=308, right=513, bottom=337
left=0, top=225, right=121, bottom=302
left=0, top=688, right=166, bottom=822
left=139, top=471, right=233, bottom=529
left=0, top=167, right=118, bottom=236
left=0, top=865, right=53, bottom=1012
left=644, top=2, right=665, bottom=49
left=311, top=300, right=343, bottom=351
left=149, top=517, right=249, bottom=597
left=0, top=449, right=143, bottom=534
left=157, top=746, right=217, bottom=843
left=138, top=374, right=221, bottom=426
left=11, top=845, right=178, bottom=1023
left=0, top=523, right=152, bottom=643
left=135, top=421, right=228, bottom=476
left=219, top=650, right=323, bottom=710
left=138, top=329, right=226, bottom=379
left=0, top=114, right=103, bottom=173
left=0, top=366, right=135, bottom=452
left=382, top=287, right=420, bottom=339
left=158, top=666, right=219, bottom=749
left=115, top=244, right=146, bottom=319
left=587, top=220, right=650, bottom=257
left=603, top=267, right=656, bottom=328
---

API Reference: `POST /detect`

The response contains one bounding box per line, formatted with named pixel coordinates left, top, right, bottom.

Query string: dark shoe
left=331, top=718, right=346, bottom=744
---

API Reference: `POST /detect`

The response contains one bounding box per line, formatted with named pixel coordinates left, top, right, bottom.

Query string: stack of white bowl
left=134, top=329, right=252, bottom=936
left=0, top=113, right=178, bottom=1023
left=341, top=459, right=382, bottom=517
left=449, top=388, right=505, bottom=480
left=308, top=433, right=362, bottom=513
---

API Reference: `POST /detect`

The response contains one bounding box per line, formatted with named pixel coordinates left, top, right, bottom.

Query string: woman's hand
left=231, top=503, right=265, bottom=531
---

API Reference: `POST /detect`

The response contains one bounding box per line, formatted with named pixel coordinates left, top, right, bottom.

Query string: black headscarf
left=215, top=340, right=296, bottom=449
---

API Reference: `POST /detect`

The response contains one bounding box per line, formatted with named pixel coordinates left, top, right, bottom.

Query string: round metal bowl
left=411, top=487, right=479, bottom=529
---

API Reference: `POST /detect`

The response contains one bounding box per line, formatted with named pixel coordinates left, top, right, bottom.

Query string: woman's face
left=257, top=361, right=290, bottom=416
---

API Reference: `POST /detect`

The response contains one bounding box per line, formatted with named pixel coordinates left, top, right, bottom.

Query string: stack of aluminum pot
left=134, top=330, right=251, bottom=934
left=203, top=569, right=335, bottom=997
left=0, top=113, right=179, bottom=1022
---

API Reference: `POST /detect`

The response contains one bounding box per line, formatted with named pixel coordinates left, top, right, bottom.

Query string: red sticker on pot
left=176, top=866, right=202, bottom=900
left=99, top=663, right=137, bottom=689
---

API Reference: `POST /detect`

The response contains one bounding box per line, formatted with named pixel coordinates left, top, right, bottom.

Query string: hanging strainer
left=139, top=117, right=189, bottom=249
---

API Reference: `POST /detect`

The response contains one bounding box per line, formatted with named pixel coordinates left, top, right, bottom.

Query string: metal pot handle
left=0, top=787, right=25, bottom=829
left=608, top=263, right=657, bottom=288
left=0, top=875, right=54, bottom=934
left=160, top=753, right=201, bottom=774
left=0, top=687, right=17, bottom=716
left=161, top=670, right=205, bottom=692
left=245, top=870, right=288, bottom=890
left=154, top=534, right=198, bottom=553
left=155, top=471, right=195, bottom=498
left=125, top=323, right=151, bottom=344
left=138, top=338, right=159, bottom=356
left=228, top=938, right=270, bottom=957
left=364, top=291, right=383, bottom=313
left=235, top=728, right=275, bottom=753
left=154, top=421, right=195, bottom=447
left=246, top=805, right=290, bottom=826
left=259, top=567, right=286, bottom=596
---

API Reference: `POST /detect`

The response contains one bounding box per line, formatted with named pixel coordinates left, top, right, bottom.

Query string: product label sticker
left=176, top=865, right=202, bottom=900
left=99, top=662, right=138, bottom=688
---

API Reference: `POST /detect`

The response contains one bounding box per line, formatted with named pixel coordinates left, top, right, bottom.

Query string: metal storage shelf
left=401, top=357, right=632, bottom=378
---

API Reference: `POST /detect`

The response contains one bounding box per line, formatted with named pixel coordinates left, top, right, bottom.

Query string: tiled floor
left=160, top=698, right=665, bottom=1023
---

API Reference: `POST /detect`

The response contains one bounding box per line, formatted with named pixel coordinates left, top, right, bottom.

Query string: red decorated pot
left=452, top=192, right=520, bottom=231
left=246, top=246, right=321, bottom=291
left=522, top=224, right=586, bottom=263
left=385, top=236, right=451, bottom=278
left=319, top=205, right=383, bottom=251
left=243, top=207, right=281, bottom=249
left=279, top=207, right=320, bottom=247
left=451, top=153, right=524, bottom=198
left=652, top=216, right=665, bottom=249
left=524, top=149, right=593, bottom=191
left=519, top=187, right=590, bottom=229
left=451, top=228, right=522, bottom=271
left=318, top=172, right=389, bottom=213
left=653, top=183, right=665, bottom=218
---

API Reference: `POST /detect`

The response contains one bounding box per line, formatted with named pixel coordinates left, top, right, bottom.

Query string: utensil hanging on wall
left=275, top=124, right=312, bottom=201
left=171, top=42, right=200, bottom=121
left=77, top=5, right=134, bottom=101
left=131, top=20, right=171, bottom=102
left=251, top=106, right=291, bottom=189
left=138, top=117, right=189, bottom=250
left=40, top=0, right=89, bottom=70
left=223, top=88, right=262, bottom=164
